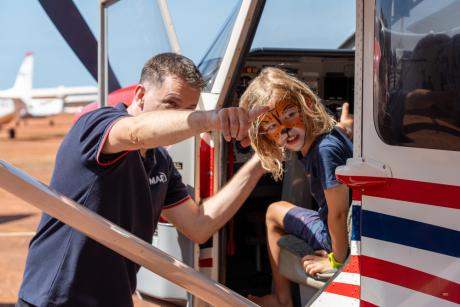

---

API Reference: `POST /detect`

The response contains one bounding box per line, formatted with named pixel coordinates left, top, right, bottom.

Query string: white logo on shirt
left=149, top=172, right=167, bottom=185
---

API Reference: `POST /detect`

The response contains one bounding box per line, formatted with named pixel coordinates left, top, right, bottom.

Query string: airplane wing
left=63, top=94, right=98, bottom=113
left=31, top=86, right=98, bottom=113
left=32, top=86, right=98, bottom=97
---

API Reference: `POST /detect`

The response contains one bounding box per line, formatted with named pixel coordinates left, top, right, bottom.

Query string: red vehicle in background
left=73, top=85, right=136, bottom=123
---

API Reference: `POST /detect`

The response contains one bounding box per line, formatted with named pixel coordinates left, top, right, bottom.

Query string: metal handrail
left=0, top=160, right=257, bottom=307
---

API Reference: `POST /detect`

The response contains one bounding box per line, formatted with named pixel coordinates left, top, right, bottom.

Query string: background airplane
left=0, top=53, right=32, bottom=127
left=0, top=53, right=97, bottom=137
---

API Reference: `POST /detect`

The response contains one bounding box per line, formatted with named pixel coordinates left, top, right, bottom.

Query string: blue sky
left=0, top=0, right=355, bottom=89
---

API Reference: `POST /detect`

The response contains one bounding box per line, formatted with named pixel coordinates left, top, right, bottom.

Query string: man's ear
left=133, top=84, right=146, bottom=111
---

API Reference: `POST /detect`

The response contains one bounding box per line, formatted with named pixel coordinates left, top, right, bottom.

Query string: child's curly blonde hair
left=239, top=67, right=335, bottom=181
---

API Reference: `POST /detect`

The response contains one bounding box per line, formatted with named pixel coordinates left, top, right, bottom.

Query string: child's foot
left=247, top=294, right=292, bottom=307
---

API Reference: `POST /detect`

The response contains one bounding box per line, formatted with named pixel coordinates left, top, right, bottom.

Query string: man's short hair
left=140, top=53, right=205, bottom=90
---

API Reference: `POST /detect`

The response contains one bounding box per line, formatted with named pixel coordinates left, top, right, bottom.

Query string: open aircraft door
left=189, top=1, right=265, bottom=305
left=336, top=0, right=460, bottom=306
left=99, top=0, right=265, bottom=305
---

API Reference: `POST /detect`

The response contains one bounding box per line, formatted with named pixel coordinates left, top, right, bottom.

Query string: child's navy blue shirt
left=299, top=127, right=353, bottom=221
left=19, top=103, right=190, bottom=307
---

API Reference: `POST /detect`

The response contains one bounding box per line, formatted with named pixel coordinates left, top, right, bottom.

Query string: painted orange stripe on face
left=260, top=100, right=303, bottom=142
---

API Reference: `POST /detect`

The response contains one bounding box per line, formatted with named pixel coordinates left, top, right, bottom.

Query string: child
left=239, top=67, right=352, bottom=307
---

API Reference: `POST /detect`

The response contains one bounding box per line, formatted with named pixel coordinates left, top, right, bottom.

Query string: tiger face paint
left=259, top=99, right=307, bottom=152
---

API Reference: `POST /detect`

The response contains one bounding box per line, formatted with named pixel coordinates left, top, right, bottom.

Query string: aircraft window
left=252, top=0, right=355, bottom=50
left=197, top=1, right=242, bottom=92
left=107, top=0, right=172, bottom=87
left=374, top=0, right=460, bottom=151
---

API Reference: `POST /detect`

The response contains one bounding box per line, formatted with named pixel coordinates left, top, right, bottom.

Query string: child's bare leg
left=249, top=201, right=296, bottom=307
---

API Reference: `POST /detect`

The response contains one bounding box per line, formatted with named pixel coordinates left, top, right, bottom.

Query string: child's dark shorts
left=283, top=206, right=332, bottom=251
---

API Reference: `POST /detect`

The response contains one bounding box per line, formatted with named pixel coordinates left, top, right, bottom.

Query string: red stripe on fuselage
left=325, top=282, right=360, bottom=299
left=342, top=255, right=360, bottom=274
left=361, top=256, right=460, bottom=304
left=338, top=176, right=460, bottom=210
left=352, top=189, right=362, bottom=201
left=360, top=300, right=378, bottom=307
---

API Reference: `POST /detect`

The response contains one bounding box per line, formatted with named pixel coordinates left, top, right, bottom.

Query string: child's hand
left=301, top=250, right=332, bottom=276
left=336, top=102, right=353, bottom=140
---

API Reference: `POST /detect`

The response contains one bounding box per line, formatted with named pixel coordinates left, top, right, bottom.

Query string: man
left=17, top=53, right=267, bottom=307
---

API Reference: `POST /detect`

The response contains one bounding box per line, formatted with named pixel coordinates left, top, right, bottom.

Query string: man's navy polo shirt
left=19, top=103, right=191, bottom=307
left=299, top=128, right=353, bottom=221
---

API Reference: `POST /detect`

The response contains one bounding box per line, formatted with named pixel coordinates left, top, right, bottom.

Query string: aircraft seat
left=277, top=235, right=336, bottom=289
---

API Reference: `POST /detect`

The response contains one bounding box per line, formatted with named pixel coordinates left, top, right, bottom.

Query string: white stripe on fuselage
left=362, top=237, right=460, bottom=284
left=310, top=292, right=360, bottom=307
left=362, top=195, right=460, bottom=232
left=361, top=276, right=457, bottom=307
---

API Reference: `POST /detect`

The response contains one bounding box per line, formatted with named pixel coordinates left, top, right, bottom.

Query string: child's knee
left=266, top=201, right=294, bottom=226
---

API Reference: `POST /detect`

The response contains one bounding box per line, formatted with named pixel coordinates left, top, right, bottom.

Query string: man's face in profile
left=143, top=75, right=201, bottom=112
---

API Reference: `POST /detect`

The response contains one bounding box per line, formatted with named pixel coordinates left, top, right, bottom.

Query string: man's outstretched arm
left=162, top=154, right=265, bottom=244
left=103, top=106, right=268, bottom=154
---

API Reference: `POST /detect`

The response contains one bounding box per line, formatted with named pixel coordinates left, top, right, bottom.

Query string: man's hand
left=301, top=250, right=332, bottom=276
left=209, top=106, right=268, bottom=147
left=336, top=102, right=353, bottom=140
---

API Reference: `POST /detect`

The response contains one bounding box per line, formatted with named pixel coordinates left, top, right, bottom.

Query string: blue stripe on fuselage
left=351, top=204, right=361, bottom=241
left=362, top=210, right=460, bottom=258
